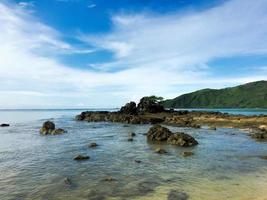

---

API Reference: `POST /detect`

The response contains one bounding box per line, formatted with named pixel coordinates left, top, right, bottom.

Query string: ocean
left=0, top=109, right=267, bottom=200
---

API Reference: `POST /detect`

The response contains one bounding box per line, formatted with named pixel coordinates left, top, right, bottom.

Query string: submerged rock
left=259, top=156, right=267, bottom=160
left=103, top=176, right=117, bottom=182
left=128, top=132, right=136, bottom=137
left=155, top=148, right=167, bottom=154
left=167, top=132, right=198, bottom=147
left=181, top=151, right=194, bottom=157
left=73, top=155, right=90, bottom=161
left=209, top=126, right=217, bottom=130
left=147, top=125, right=172, bottom=141
left=0, top=124, right=10, bottom=127
left=89, top=142, right=98, bottom=148
left=51, top=128, right=66, bottom=135
left=251, top=132, right=267, bottom=140
left=64, top=177, right=72, bottom=186
left=168, top=189, right=189, bottom=200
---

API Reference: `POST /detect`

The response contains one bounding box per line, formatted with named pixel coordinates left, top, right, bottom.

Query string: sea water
left=0, top=109, right=267, bottom=200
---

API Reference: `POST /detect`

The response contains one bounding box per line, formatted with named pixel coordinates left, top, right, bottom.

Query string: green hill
left=162, top=81, right=267, bottom=108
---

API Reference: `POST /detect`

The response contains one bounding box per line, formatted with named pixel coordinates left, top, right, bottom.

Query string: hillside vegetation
left=162, top=81, right=267, bottom=108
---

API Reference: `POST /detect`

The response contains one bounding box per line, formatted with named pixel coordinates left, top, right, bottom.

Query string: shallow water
left=1, top=110, right=267, bottom=200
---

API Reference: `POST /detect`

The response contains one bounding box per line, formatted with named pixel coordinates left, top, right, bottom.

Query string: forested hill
left=162, top=81, right=267, bottom=108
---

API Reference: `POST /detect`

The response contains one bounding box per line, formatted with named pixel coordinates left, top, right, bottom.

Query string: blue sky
left=0, top=0, right=267, bottom=108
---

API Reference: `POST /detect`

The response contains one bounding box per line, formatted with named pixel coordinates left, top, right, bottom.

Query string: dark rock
left=251, top=132, right=267, bottom=140
left=135, top=160, right=142, bottom=163
left=209, top=126, right=217, bottom=130
left=0, top=124, right=10, bottom=127
left=119, top=101, right=137, bottom=115
left=191, top=123, right=201, bottom=129
left=40, top=121, right=55, bottom=135
left=128, top=132, right=136, bottom=137
left=167, top=132, right=198, bottom=147
left=137, top=97, right=165, bottom=113
left=89, top=142, right=98, bottom=148
left=74, top=155, right=90, bottom=161
left=168, top=189, right=189, bottom=200
left=147, top=125, right=172, bottom=141
left=181, top=151, right=194, bottom=157
left=155, top=148, right=167, bottom=154
left=64, top=177, right=72, bottom=186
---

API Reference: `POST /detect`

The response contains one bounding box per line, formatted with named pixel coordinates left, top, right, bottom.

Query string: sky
left=0, top=0, right=267, bottom=108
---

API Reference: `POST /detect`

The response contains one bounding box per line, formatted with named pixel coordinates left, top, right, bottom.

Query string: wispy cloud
left=88, top=4, right=96, bottom=8
left=0, top=0, right=267, bottom=108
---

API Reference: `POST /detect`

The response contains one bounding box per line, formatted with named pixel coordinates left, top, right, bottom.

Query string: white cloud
left=0, top=0, right=267, bottom=108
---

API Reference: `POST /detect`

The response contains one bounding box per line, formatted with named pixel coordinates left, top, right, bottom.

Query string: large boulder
left=167, top=132, right=198, bottom=147
left=147, top=125, right=172, bottom=141
left=40, top=121, right=66, bottom=135
left=119, top=102, right=137, bottom=115
left=137, top=97, right=164, bottom=113
left=40, top=121, right=55, bottom=135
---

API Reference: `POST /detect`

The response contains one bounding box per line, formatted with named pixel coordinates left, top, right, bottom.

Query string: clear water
left=174, top=108, right=267, bottom=116
left=0, top=110, right=267, bottom=200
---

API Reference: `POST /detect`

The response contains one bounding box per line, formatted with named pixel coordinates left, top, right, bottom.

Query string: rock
left=74, top=155, right=90, bottom=161
left=167, top=132, right=198, bottom=147
left=181, top=151, right=194, bottom=157
left=40, top=121, right=55, bottom=135
left=137, top=97, right=165, bottom=113
left=128, top=132, right=136, bottom=137
left=135, top=160, right=142, bottom=163
left=259, top=125, right=267, bottom=132
left=251, top=132, right=267, bottom=140
left=259, top=156, right=267, bottom=160
left=155, top=148, right=167, bottom=154
left=89, top=142, right=98, bottom=148
left=64, top=177, right=72, bottom=186
left=191, top=123, right=201, bottom=129
left=40, top=121, right=66, bottom=135
left=209, top=126, right=217, bottom=130
left=128, top=137, right=134, bottom=141
left=119, top=101, right=137, bottom=115
left=51, top=128, right=66, bottom=135
left=103, top=176, right=117, bottom=182
left=0, top=124, right=10, bottom=127
left=168, top=189, right=189, bottom=200
left=147, top=125, right=172, bottom=141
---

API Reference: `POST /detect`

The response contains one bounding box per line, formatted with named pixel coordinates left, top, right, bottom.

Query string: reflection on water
left=0, top=111, right=267, bottom=200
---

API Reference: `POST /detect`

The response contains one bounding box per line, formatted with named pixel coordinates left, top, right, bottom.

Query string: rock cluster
left=147, top=125, right=198, bottom=147
left=39, top=121, right=66, bottom=135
